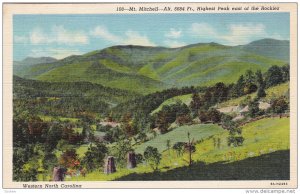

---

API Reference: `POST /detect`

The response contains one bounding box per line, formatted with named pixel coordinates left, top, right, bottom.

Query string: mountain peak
left=247, top=38, right=289, bottom=46
left=15, top=56, right=58, bottom=66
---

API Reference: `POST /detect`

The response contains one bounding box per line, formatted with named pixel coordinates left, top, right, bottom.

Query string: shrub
left=143, top=146, right=161, bottom=171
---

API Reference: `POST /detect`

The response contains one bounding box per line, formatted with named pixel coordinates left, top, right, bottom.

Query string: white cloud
left=164, top=40, right=186, bottom=48
left=91, top=26, right=156, bottom=46
left=14, top=35, right=28, bottom=44
left=220, top=23, right=267, bottom=45
left=189, top=22, right=280, bottom=45
left=269, top=33, right=284, bottom=40
left=190, top=23, right=217, bottom=38
left=30, top=25, right=88, bottom=45
left=90, top=26, right=121, bottom=43
left=165, top=28, right=182, bottom=39
left=29, top=48, right=83, bottom=59
left=123, top=30, right=156, bottom=46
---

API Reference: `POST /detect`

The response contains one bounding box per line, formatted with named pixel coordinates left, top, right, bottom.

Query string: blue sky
left=13, top=13, right=289, bottom=61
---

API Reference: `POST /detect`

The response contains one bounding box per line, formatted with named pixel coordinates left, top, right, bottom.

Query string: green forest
left=13, top=39, right=290, bottom=181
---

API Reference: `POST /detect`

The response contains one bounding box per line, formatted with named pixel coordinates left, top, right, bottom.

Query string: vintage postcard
left=2, top=2, right=297, bottom=189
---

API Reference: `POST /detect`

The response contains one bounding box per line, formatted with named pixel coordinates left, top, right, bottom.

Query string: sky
left=13, top=13, right=290, bottom=61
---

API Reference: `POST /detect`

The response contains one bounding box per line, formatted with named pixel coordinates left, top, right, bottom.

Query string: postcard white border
left=2, top=2, right=298, bottom=189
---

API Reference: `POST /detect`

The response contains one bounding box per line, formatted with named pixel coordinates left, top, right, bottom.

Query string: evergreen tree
left=255, top=70, right=265, bottom=87
left=281, top=64, right=290, bottom=82
left=257, top=85, right=267, bottom=98
left=189, top=92, right=202, bottom=117
left=255, top=70, right=266, bottom=98
left=265, top=65, right=284, bottom=87
left=248, top=98, right=260, bottom=118
left=233, top=75, right=245, bottom=97
left=245, top=70, right=255, bottom=84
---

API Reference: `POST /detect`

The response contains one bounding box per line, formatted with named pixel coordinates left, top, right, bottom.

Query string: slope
left=14, top=39, right=288, bottom=94
left=66, top=117, right=289, bottom=181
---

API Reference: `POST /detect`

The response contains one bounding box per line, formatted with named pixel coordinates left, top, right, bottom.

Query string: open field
left=66, top=117, right=289, bottom=181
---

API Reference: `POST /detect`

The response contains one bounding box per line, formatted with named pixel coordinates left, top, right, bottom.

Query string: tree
left=81, top=143, right=108, bottom=172
left=42, top=151, right=58, bottom=180
left=245, top=70, right=255, bottom=84
left=221, top=114, right=233, bottom=130
left=255, top=70, right=266, bottom=98
left=255, top=70, right=265, bottom=87
left=81, top=122, right=91, bottom=142
left=189, top=92, right=203, bottom=117
left=176, top=114, right=192, bottom=126
left=155, top=101, right=191, bottom=133
left=135, top=153, right=144, bottom=164
left=227, top=121, right=244, bottom=147
left=281, top=64, right=290, bottom=82
left=207, top=108, right=222, bottom=124
left=111, top=138, right=133, bottom=167
left=155, top=111, right=170, bottom=133
left=13, top=146, right=35, bottom=181
left=121, top=113, right=137, bottom=137
left=59, top=149, right=80, bottom=169
left=44, top=122, right=63, bottom=151
left=232, top=75, right=245, bottom=97
left=243, top=70, right=258, bottom=94
left=265, top=65, right=284, bottom=87
left=270, top=96, right=289, bottom=115
left=212, top=82, right=228, bottom=103
left=136, top=131, right=147, bottom=143
left=203, top=90, right=213, bottom=108
left=143, top=146, right=161, bottom=171
left=175, top=102, right=191, bottom=125
left=172, top=142, right=185, bottom=157
left=104, top=126, right=124, bottom=143
left=166, top=139, right=171, bottom=157
left=198, top=110, right=209, bottom=123
left=244, top=83, right=258, bottom=95
left=257, top=85, right=266, bottom=98
left=248, top=98, right=260, bottom=118
left=186, top=132, right=196, bottom=166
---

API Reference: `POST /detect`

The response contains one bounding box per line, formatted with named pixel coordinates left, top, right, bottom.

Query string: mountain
left=13, top=57, right=57, bottom=77
left=240, top=39, right=289, bottom=62
left=14, top=57, right=57, bottom=66
left=13, top=39, right=289, bottom=94
left=13, top=75, right=142, bottom=118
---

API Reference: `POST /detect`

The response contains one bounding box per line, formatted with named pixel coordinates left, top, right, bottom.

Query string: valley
left=12, top=38, right=291, bottom=181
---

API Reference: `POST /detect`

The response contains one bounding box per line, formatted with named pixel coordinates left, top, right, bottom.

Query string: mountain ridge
left=13, top=39, right=289, bottom=94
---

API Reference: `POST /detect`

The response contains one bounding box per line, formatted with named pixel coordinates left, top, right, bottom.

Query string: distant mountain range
left=13, top=39, right=289, bottom=94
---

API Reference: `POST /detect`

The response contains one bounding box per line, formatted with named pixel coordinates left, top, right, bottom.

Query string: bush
left=176, top=115, right=192, bottom=126
left=143, top=146, right=161, bottom=171
left=198, top=110, right=209, bottom=123
left=135, top=153, right=144, bottom=164
left=207, top=108, right=222, bottom=123
left=227, top=136, right=244, bottom=147
left=270, top=96, right=289, bottom=114
left=172, top=142, right=185, bottom=157
left=81, top=143, right=108, bottom=172
left=59, top=149, right=80, bottom=169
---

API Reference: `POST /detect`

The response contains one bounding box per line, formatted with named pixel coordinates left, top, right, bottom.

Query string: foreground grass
left=66, top=117, right=289, bottom=181
left=116, top=150, right=289, bottom=180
